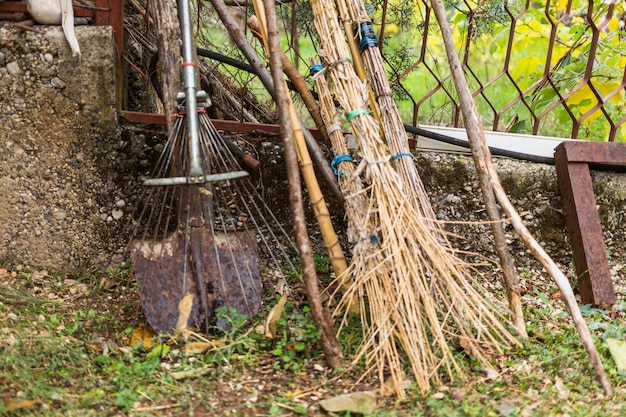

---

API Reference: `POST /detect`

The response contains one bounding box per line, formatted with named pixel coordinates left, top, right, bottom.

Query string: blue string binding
left=310, top=63, right=324, bottom=77
left=356, top=235, right=380, bottom=245
left=331, top=153, right=353, bottom=177
left=359, top=22, right=378, bottom=52
left=391, top=152, right=413, bottom=161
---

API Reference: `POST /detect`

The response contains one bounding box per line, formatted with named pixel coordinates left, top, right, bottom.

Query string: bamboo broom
left=339, top=0, right=438, bottom=228
left=308, top=0, right=518, bottom=396
left=311, top=61, right=417, bottom=393
left=340, top=0, right=527, bottom=336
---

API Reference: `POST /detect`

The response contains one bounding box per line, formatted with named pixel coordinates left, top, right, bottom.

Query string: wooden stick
left=258, top=0, right=342, bottom=368
left=147, top=0, right=182, bottom=132
left=429, top=0, right=610, bottom=395
left=277, top=49, right=331, bottom=145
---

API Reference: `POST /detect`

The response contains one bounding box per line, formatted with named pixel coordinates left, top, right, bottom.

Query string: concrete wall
left=0, top=25, right=125, bottom=273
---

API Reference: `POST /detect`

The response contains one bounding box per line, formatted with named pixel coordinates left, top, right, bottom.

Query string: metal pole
left=178, top=0, right=203, bottom=178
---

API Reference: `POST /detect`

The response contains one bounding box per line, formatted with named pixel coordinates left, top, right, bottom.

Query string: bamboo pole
left=429, top=0, right=610, bottom=396
left=308, top=0, right=518, bottom=396
left=259, top=0, right=342, bottom=368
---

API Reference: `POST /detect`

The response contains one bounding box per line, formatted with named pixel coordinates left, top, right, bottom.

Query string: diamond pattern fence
left=370, top=0, right=626, bottom=141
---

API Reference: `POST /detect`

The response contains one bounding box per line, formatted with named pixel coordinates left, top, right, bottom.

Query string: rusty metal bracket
left=554, top=141, right=626, bottom=308
left=120, top=110, right=326, bottom=140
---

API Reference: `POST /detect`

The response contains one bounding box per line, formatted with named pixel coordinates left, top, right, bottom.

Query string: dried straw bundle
left=338, top=0, right=438, bottom=229
left=312, top=67, right=405, bottom=391
left=309, top=0, right=518, bottom=396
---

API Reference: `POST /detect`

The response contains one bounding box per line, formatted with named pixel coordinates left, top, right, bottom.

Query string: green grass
left=1, top=268, right=626, bottom=416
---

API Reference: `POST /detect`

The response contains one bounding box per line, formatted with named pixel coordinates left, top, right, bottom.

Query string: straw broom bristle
left=309, top=0, right=518, bottom=397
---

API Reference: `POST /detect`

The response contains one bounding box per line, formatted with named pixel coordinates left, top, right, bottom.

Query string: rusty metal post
left=94, top=0, right=124, bottom=109
left=554, top=142, right=620, bottom=308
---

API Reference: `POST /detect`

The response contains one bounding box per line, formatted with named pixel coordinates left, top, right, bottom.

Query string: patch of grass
left=1, top=270, right=626, bottom=415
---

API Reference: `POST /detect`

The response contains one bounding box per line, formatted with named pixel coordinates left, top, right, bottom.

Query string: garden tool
left=130, top=0, right=262, bottom=333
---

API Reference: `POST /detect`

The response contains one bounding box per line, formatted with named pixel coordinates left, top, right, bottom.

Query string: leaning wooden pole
left=259, top=0, right=342, bottom=368
left=429, top=0, right=610, bottom=396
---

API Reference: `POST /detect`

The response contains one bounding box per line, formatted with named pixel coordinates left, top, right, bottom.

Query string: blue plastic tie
left=331, top=153, right=353, bottom=177
left=359, top=22, right=378, bottom=52
left=310, top=63, right=324, bottom=77
left=392, top=152, right=413, bottom=161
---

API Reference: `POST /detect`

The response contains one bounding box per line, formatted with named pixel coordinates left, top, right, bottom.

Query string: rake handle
left=177, top=0, right=203, bottom=178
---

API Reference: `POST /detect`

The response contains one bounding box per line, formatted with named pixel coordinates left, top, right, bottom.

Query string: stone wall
left=415, top=152, right=626, bottom=291
left=0, top=25, right=126, bottom=273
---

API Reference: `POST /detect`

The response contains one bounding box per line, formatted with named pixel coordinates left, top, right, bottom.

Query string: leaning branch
left=429, top=0, right=610, bottom=396
left=258, top=0, right=342, bottom=369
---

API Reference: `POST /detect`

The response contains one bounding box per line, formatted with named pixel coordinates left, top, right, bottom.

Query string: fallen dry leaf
left=497, top=400, right=517, bottom=417
left=169, top=365, right=213, bottom=380
left=319, top=391, right=377, bottom=415
left=175, top=293, right=194, bottom=338
left=549, top=291, right=563, bottom=301
left=431, top=392, right=445, bottom=400
left=128, top=325, right=157, bottom=349
left=184, top=340, right=226, bottom=355
left=450, top=388, right=467, bottom=401
left=484, top=367, right=500, bottom=380
left=3, top=398, right=42, bottom=412
left=90, top=337, right=119, bottom=356
left=264, top=293, right=287, bottom=339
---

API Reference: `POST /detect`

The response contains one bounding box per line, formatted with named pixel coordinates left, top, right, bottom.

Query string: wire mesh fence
left=117, top=0, right=625, bottom=141
left=376, top=0, right=626, bottom=142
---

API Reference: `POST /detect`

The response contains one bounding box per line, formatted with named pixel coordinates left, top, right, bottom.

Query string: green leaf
left=508, top=120, right=527, bottom=133
left=293, top=404, right=308, bottom=414
left=147, top=343, right=170, bottom=358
